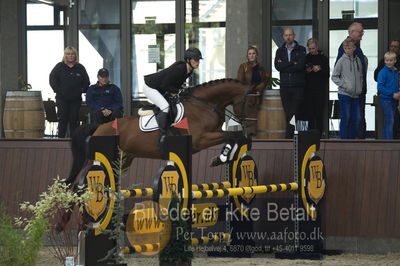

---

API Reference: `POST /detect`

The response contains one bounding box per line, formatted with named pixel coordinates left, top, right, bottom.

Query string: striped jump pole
left=122, top=181, right=231, bottom=198
left=123, top=243, right=160, bottom=254
left=192, top=181, right=231, bottom=191
left=191, top=233, right=231, bottom=246
left=121, top=188, right=154, bottom=198
left=192, top=182, right=298, bottom=199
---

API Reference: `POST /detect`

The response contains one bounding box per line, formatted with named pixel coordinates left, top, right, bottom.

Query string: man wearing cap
left=86, top=68, right=123, bottom=124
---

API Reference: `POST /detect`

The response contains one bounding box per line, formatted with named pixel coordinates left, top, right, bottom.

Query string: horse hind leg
left=64, top=124, right=99, bottom=185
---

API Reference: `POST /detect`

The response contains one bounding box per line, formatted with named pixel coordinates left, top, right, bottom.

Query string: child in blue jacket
left=377, top=51, right=400, bottom=139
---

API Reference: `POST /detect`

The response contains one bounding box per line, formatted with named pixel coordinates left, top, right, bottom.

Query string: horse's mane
left=187, top=78, right=247, bottom=93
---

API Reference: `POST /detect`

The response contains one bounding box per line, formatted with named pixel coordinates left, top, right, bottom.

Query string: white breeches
left=143, top=83, right=169, bottom=113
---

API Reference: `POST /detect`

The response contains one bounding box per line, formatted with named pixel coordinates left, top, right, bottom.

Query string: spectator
left=332, top=38, right=363, bottom=139
left=86, top=68, right=123, bottom=124
left=303, top=38, right=330, bottom=138
left=374, top=40, right=400, bottom=81
left=376, top=51, right=400, bottom=139
left=374, top=40, right=400, bottom=138
left=49, top=46, right=90, bottom=138
left=335, top=22, right=368, bottom=139
left=274, top=28, right=307, bottom=138
left=237, top=46, right=266, bottom=85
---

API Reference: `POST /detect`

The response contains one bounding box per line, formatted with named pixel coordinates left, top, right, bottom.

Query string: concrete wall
left=226, top=0, right=263, bottom=79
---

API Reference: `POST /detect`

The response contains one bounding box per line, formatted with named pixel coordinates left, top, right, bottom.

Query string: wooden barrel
left=3, top=91, right=45, bottom=138
left=256, top=89, right=286, bottom=139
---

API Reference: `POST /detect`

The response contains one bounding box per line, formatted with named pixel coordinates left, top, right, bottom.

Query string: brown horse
left=65, top=78, right=266, bottom=185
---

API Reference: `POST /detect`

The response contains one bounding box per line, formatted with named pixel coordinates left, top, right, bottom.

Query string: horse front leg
left=194, top=131, right=247, bottom=166
left=192, top=131, right=226, bottom=152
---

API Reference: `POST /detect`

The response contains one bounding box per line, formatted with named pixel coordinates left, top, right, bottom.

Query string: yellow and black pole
left=192, top=183, right=298, bottom=199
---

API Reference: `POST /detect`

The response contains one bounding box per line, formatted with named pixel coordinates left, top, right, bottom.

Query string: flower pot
left=3, top=90, right=45, bottom=138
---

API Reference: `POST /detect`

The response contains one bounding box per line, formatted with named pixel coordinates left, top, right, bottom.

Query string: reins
left=182, top=83, right=259, bottom=131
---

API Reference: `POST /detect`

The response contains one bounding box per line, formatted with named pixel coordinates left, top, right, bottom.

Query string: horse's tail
left=64, top=124, right=99, bottom=186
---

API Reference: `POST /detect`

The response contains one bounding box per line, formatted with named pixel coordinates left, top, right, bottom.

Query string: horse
left=64, top=78, right=266, bottom=186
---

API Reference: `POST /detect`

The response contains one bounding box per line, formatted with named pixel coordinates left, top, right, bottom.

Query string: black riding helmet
left=184, top=47, right=203, bottom=61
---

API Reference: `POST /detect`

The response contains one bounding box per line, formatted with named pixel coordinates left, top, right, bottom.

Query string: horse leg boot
left=156, top=111, right=168, bottom=145
left=210, top=131, right=243, bottom=167
left=210, top=143, right=234, bottom=167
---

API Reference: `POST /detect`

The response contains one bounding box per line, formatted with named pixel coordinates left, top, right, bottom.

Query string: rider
left=143, top=47, right=203, bottom=144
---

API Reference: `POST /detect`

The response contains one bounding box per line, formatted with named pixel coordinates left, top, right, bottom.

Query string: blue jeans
left=380, top=98, right=397, bottom=139
left=338, top=94, right=360, bottom=139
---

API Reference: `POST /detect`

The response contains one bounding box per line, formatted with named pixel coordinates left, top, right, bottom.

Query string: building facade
left=1, top=0, right=399, bottom=137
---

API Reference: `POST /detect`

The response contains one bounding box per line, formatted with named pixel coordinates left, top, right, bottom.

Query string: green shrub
left=0, top=206, right=48, bottom=266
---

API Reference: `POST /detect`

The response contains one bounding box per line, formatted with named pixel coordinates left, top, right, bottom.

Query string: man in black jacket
left=274, top=28, right=307, bottom=138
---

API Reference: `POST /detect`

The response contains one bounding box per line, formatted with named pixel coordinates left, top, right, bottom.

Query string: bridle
left=226, top=85, right=260, bottom=134
left=184, top=84, right=260, bottom=136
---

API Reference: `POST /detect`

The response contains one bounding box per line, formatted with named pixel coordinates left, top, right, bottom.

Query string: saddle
left=138, top=102, right=184, bottom=132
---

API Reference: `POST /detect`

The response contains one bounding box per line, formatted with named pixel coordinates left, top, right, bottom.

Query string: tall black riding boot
left=156, top=111, right=168, bottom=145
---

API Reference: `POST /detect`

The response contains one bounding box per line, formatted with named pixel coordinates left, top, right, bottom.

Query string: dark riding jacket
left=86, top=82, right=123, bottom=111
left=49, top=62, right=90, bottom=101
left=274, top=41, right=307, bottom=88
left=144, top=61, right=192, bottom=94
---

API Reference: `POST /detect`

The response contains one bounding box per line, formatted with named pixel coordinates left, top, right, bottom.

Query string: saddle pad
left=139, top=103, right=184, bottom=132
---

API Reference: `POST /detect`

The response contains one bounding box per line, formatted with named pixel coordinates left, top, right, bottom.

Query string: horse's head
left=232, top=82, right=265, bottom=137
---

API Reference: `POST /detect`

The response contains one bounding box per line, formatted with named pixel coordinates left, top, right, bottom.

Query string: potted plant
left=264, top=73, right=280, bottom=90
left=0, top=179, right=91, bottom=266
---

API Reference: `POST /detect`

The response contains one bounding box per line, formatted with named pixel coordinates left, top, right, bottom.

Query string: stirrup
left=158, top=134, right=166, bottom=147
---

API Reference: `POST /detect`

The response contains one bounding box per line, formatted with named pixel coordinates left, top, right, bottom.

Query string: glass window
left=186, top=0, right=226, bottom=85
left=78, top=0, right=121, bottom=99
left=198, top=27, right=225, bottom=83
left=186, top=0, right=226, bottom=23
left=272, top=0, right=313, bottom=20
left=131, top=34, right=176, bottom=98
left=132, top=1, right=175, bottom=24
left=330, top=0, right=378, bottom=19
left=79, top=0, right=120, bottom=24
left=131, top=1, right=176, bottom=98
left=79, top=30, right=121, bottom=90
left=27, top=3, right=54, bottom=26
left=27, top=30, right=64, bottom=100
left=388, top=0, right=400, bottom=41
